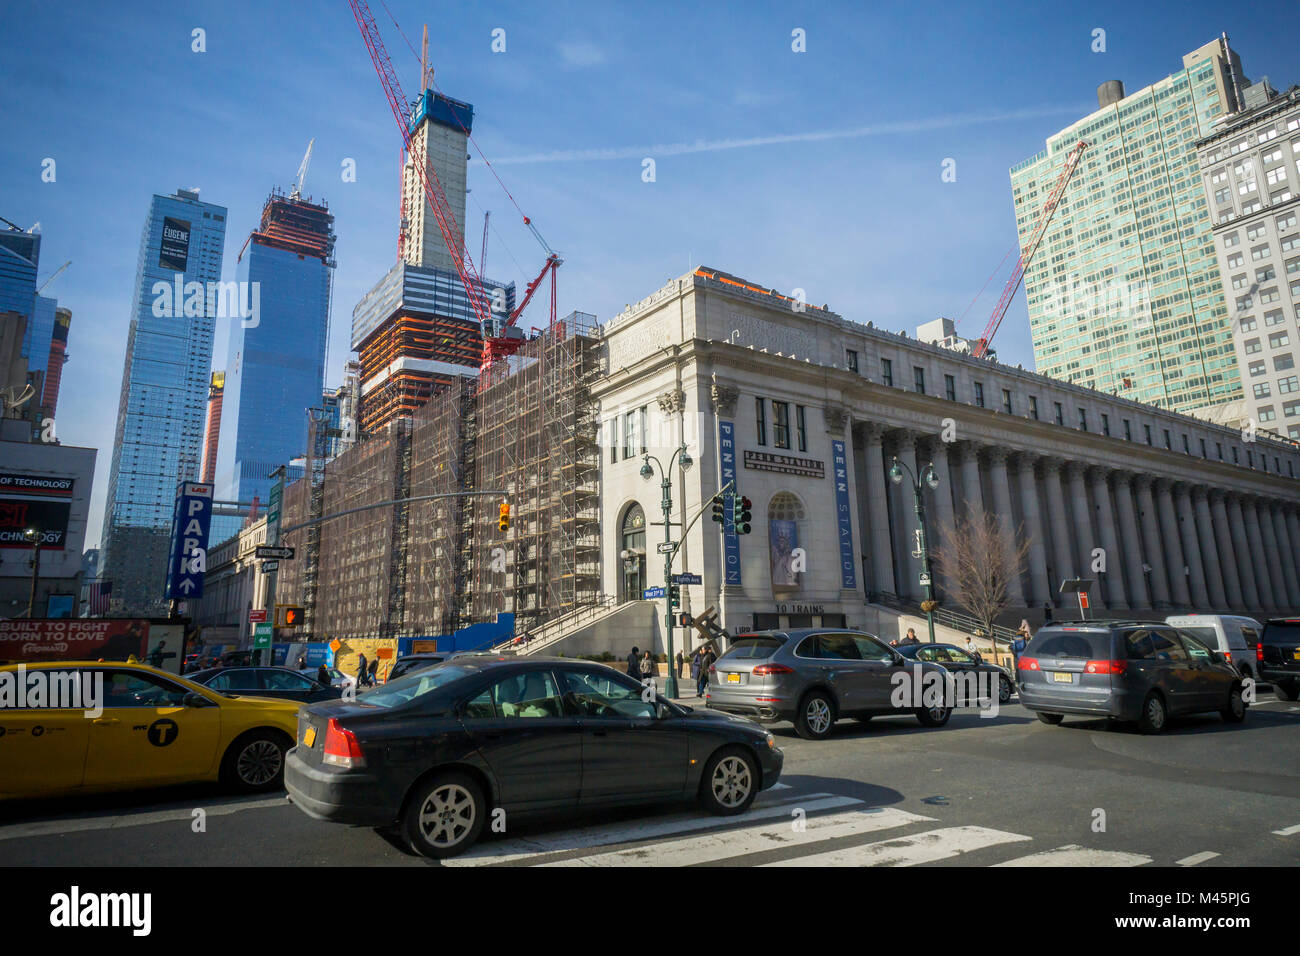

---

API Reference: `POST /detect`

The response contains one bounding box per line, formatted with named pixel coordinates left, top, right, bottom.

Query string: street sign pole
left=260, top=466, right=286, bottom=664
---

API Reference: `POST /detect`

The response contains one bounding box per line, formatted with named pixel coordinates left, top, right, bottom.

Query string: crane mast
left=971, top=139, right=1088, bottom=359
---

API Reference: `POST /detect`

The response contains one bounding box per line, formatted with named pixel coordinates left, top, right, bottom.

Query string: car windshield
left=1028, top=631, right=1110, bottom=660
left=720, top=636, right=783, bottom=660
left=1260, top=621, right=1300, bottom=645
left=359, top=665, right=475, bottom=708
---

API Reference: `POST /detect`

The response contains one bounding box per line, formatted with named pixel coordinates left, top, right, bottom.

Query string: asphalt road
left=3, top=691, right=1298, bottom=867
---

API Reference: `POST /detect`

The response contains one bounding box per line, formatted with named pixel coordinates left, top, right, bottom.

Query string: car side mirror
left=182, top=691, right=211, bottom=708
left=891, top=655, right=905, bottom=666
left=1211, top=651, right=1226, bottom=664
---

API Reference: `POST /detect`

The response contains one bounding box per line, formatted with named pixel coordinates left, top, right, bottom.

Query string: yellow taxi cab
left=0, top=660, right=302, bottom=800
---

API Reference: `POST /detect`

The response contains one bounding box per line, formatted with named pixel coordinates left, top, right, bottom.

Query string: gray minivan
left=1018, top=622, right=1246, bottom=734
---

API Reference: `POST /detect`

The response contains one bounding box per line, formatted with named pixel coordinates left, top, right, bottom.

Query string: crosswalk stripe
left=1271, top=823, right=1300, bottom=836
left=542, top=807, right=934, bottom=867
left=442, top=793, right=861, bottom=867
left=994, top=845, right=1153, bottom=867
left=762, top=825, right=1031, bottom=867
left=1176, top=851, right=1220, bottom=866
left=0, top=797, right=285, bottom=842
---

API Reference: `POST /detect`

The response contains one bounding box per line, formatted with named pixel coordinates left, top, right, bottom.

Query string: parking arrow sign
left=165, top=481, right=212, bottom=601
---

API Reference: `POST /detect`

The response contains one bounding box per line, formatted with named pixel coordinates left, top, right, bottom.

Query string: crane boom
left=972, top=139, right=1088, bottom=359
left=36, top=260, right=71, bottom=295
left=292, top=138, right=315, bottom=199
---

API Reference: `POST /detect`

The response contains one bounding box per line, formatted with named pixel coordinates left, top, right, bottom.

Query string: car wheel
left=1276, top=680, right=1300, bottom=702
left=998, top=675, right=1013, bottom=704
left=795, top=691, right=836, bottom=740
left=698, top=747, right=759, bottom=816
left=1036, top=712, right=1064, bottom=725
left=220, top=729, right=291, bottom=793
left=1220, top=685, right=1247, bottom=724
left=1137, top=692, right=1168, bottom=734
left=915, top=703, right=952, bottom=727
left=402, top=771, right=487, bottom=859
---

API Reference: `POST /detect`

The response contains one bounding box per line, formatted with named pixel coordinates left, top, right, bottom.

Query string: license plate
left=1051, top=672, right=1073, bottom=683
left=303, top=726, right=316, bottom=748
left=726, top=673, right=741, bottom=683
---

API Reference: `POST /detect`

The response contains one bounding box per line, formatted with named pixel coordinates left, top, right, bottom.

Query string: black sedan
left=895, top=642, right=1015, bottom=704
left=285, top=656, right=784, bottom=858
left=187, top=666, right=343, bottom=703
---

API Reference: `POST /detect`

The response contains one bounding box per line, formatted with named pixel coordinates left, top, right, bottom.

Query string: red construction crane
left=347, top=0, right=557, bottom=370
left=971, top=139, right=1088, bottom=359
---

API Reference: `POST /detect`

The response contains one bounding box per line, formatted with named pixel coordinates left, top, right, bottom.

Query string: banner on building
left=0, top=619, right=150, bottom=663
left=718, top=420, right=741, bottom=586
left=0, top=472, right=75, bottom=549
left=831, top=439, right=857, bottom=590
left=159, top=217, right=191, bottom=272
left=769, top=519, right=800, bottom=589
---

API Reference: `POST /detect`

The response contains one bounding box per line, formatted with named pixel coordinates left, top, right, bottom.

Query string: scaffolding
left=471, top=311, right=601, bottom=633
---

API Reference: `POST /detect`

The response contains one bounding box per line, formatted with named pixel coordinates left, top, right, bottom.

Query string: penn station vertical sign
left=159, top=217, right=191, bottom=272
left=831, top=439, right=856, bottom=590
left=718, top=421, right=741, bottom=586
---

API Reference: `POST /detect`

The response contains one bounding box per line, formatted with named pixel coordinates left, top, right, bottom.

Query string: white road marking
left=0, top=797, right=285, bottom=842
left=995, top=845, right=1152, bottom=867
left=442, top=793, right=860, bottom=866
left=761, top=825, right=1031, bottom=867
left=1271, top=824, right=1300, bottom=836
left=1176, top=851, right=1220, bottom=866
left=543, top=807, right=933, bottom=867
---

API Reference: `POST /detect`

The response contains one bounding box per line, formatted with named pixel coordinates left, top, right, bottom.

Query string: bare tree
left=931, top=512, right=1031, bottom=643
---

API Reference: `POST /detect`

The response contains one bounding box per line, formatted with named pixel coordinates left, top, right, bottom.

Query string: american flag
left=88, top=580, right=112, bottom=616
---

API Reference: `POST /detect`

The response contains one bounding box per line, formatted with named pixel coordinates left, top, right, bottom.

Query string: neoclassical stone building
left=595, top=267, right=1300, bottom=637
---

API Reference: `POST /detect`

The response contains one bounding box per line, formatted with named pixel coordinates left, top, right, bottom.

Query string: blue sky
left=2, top=0, right=1297, bottom=545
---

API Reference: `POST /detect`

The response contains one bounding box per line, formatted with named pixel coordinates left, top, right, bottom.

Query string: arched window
left=768, top=492, right=806, bottom=593
left=620, top=503, right=646, bottom=601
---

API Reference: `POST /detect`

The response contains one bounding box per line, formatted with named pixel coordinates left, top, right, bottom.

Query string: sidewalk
left=644, top=673, right=710, bottom=707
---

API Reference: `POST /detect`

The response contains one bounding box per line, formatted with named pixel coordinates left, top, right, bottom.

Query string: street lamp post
left=889, top=457, right=940, bottom=643
left=23, top=527, right=42, bottom=619
left=640, top=444, right=692, bottom=699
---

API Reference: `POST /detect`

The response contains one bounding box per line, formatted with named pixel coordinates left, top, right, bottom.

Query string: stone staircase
left=492, top=598, right=657, bottom=657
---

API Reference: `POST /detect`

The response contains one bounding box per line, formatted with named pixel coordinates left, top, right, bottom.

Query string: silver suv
left=705, top=629, right=953, bottom=740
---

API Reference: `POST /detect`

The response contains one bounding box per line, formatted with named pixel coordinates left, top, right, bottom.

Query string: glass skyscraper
left=101, top=188, right=227, bottom=615
left=1011, top=37, right=1250, bottom=416
left=214, top=190, right=334, bottom=510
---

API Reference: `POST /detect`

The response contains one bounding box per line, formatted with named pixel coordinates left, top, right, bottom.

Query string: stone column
left=893, top=432, right=924, bottom=601
left=1089, top=467, right=1127, bottom=610
left=1255, top=498, right=1286, bottom=612
left=1241, top=497, right=1274, bottom=611
left=957, top=441, right=984, bottom=518
left=1015, top=453, right=1051, bottom=606
left=1273, top=506, right=1300, bottom=610
left=1135, top=475, right=1171, bottom=608
left=1155, top=479, right=1191, bottom=609
left=1192, top=487, right=1228, bottom=611
left=1112, top=472, right=1150, bottom=609
left=1042, top=459, right=1075, bottom=605
left=1066, top=462, right=1104, bottom=609
left=1227, top=494, right=1262, bottom=611
left=928, top=439, right=958, bottom=600
left=1174, top=484, right=1210, bottom=609
left=862, top=423, right=896, bottom=599
left=1209, top=491, right=1245, bottom=610
left=1287, top=508, right=1300, bottom=605
left=988, top=448, right=1026, bottom=607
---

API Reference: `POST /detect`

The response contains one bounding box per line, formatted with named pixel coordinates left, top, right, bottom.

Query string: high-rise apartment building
left=1195, top=83, right=1300, bottom=439
left=101, top=188, right=227, bottom=615
left=1011, top=36, right=1250, bottom=416
left=0, top=223, right=67, bottom=428
left=201, top=370, right=225, bottom=484
left=354, top=86, right=516, bottom=433
left=214, top=189, right=335, bottom=508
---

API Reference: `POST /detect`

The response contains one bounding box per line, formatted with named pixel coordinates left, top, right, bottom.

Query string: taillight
left=1018, top=657, right=1039, bottom=671
left=752, top=663, right=794, bottom=676
left=708, top=663, right=717, bottom=673
left=1084, top=659, right=1128, bottom=675
left=1257, top=645, right=1264, bottom=661
left=322, top=718, right=366, bottom=769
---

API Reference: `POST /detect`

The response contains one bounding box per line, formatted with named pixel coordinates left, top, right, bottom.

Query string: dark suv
left=1257, top=619, right=1300, bottom=700
left=1018, top=622, right=1246, bottom=734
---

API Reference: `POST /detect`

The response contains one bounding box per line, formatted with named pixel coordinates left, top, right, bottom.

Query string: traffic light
left=279, top=605, right=304, bottom=627
left=498, top=501, right=511, bottom=532
left=678, top=612, right=693, bottom=627
left=668, top=583, right=681, bottom=608
left=711, top=495, right=725, bottom=524
left=733, top=495, right=753, bottom=534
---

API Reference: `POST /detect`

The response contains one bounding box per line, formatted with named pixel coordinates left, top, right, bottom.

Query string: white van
left=1165, top=614, right=1262, bottom=680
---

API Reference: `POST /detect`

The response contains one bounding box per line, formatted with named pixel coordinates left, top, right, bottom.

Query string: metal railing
left=870, top=593, right=1019, bottom=646
left=491, top=594, right=623, bottom=654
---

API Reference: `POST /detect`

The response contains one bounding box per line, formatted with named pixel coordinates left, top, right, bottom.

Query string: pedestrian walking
left=696, top=646, right=715, bottom=698
left=1012, top=619, right=1032, bottom=676
left=675, top=650, right=684, bottom=679
left=1042, top=601, right=1054, bottom=624
left=903, top=627, right=920, bottom=646
left=626, top=646, right=642, bottom=682
left=689, top=648, right=701, bottom=683
left=296, top=654, right=307, bottom=670
left=316, top=663, right=331, bottom=686
left=356, top=652, right=369, bottom=687
left=368, top=659, right=380, bottom=685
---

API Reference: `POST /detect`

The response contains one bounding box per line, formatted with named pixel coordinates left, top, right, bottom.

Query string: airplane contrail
left=482, top=104, right=1092, bottom=166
